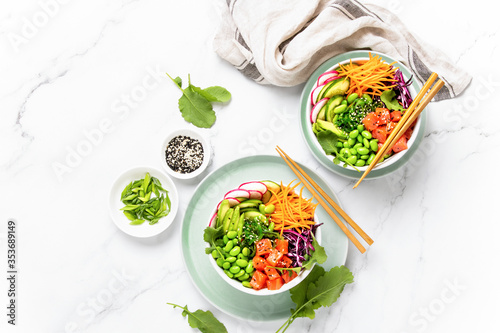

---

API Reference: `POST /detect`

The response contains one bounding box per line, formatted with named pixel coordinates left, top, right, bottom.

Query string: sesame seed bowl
left=160, top=128, right=212, bottom=180
left=300, top=50, right=426, bottom=180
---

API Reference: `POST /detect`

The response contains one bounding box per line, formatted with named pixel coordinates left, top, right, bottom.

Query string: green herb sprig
left=167, top=303, right=228, bottom=333
left=166, top=73, right=231, bottom=128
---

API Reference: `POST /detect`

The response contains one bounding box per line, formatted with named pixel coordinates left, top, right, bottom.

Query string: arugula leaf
left=277, top=266, right=354, bottom=333
left=168, top=303, right=227, bottom=333
left=166, top=73, right=231, bottom=128
left=301, top=234, right=327, bottom=270
left=380, top=89, right=404, bottom=111
left=316, top=130, right=339, bottom=155
left=203, top=225, right=224, bottom=249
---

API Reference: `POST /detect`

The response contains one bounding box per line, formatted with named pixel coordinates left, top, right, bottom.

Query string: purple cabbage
left=392, top=69, right=413, bottom=108
left=282, top=224, right=322, bottom=268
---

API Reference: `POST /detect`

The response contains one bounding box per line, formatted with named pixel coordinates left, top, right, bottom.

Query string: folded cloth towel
left=213, top=0, right=471, bottom=100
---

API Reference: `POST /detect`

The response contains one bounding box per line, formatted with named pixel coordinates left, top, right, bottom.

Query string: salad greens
left=166, top=73, right=231, bottom=128
left=120, top=172, right=170, bottom=225
left=168, top=265, right=353, bottom=333
left=167, top=303, right=228, bottom=333
left=380, top=89, right=404, bottom=111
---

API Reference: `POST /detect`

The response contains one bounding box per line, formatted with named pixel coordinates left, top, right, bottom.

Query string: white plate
left=108, top=166, right=179, bottom=238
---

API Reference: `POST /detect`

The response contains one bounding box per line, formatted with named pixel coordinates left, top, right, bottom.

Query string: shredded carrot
left=337, top=52, right=398, bottom=97
left=267, top=180, right=318, bottom=234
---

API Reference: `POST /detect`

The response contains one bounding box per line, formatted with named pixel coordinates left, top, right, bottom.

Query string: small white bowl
left=160, top=129, right=211, bottom=180
left=208, top=212, right=322, bottom=296
left=109, top=166, right=178, bottom=238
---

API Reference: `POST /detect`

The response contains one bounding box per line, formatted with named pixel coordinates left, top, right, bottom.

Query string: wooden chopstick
left=353, top=73, right=443, bottom=188
left=379, top=79, right=445, bottom=158
left=276, top=146, right=372, bottom=254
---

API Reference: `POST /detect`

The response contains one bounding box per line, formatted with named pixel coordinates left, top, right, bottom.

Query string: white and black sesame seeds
left=165, top=135, right=204, bottom=174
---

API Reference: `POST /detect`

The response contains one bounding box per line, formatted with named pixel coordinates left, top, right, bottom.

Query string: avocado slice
left=222, top=208, right=234, bottom=232
left=217, top=200, right=230, bottom=228
left=325, top=95, right=344, bottom=122
left=316, top=119, right=347, bottom=139
left=323, top=78, right=350, bottom=99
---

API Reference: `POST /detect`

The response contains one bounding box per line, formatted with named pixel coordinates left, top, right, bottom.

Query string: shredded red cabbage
left=392, top=69, right=413, bottom=108
left=282, top=224, right=322, bottom=267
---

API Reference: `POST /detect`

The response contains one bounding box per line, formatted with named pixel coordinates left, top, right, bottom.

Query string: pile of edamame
left=211, top=230, right=255, bottom=288
left=335, top=125, right=380, bottom=167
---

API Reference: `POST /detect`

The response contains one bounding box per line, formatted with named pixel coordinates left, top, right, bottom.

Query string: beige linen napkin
left=213, top=0, right=471, bottom=100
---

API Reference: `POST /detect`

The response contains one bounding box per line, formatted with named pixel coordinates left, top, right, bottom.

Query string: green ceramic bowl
left=300, top=50, right=426, bottom=179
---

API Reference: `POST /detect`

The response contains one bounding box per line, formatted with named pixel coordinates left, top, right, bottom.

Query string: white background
left=1, top=0, right=499, bottom=332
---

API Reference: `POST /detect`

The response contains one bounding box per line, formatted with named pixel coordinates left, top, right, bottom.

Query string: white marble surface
left=1, top=0, right=499, bottom=332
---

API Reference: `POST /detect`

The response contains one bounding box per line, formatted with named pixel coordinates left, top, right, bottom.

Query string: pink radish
left=224, top=189, right=250, bottom=200
left=216, top=198, right=241, bottom=210
left=310, top=83, right=325, bottom=106
left=310, top=98, right=329, bottom=123
left=239, top=181, right=267, bottom=194
left=208, top=212, right=217, bottom=227
left=322, top=76, right=340, bottom=85
left=317, top=70, right=339, bottom=86
left=248, top=190, right=263, bottom=200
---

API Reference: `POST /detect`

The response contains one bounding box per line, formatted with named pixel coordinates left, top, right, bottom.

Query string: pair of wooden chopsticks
left=276, top=146, right=373, bottom=254
left=353, top=73, right=445, bottom=188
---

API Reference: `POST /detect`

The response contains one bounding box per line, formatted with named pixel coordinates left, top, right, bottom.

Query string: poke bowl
left=300, top=50, right=426, bottom=180
left=204, top=179, right=323, bottom=296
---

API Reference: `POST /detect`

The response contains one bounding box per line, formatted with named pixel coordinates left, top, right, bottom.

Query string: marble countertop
left=1, top=0, right=499, bottom=332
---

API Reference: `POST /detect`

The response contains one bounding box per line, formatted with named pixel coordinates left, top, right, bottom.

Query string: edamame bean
left=347, top=155, right=357, bottom=165
left=245, top=262, right=254, bottom=274
left=333, top=104, right=347, bottom=114
left=259, top=204, right=266, bottom=215
left=355, top=159, right=366, bottom=167
left=349, top=148, right=357, bottom=155
left=363, top=138, right=370, bottom=149
left=355, top=99, right=365, bottom=107
left=349, top=130, right=359, bottom=139
left=224, top=270, right=234, bottom=278
left=367, top=153, right=376, bottom=165
left=347, top=137, right=356, bottom=147
left=237, top=253, right=245, bottom=260
left=343, top=141, right=350, bottom=148
left=370, top=139, right=379, bottom=152
left=236, top=259, right=248, bottom=267
left=357, top=135, right=363, bottom=143
left=229, top=246, right=241, bottom=257
left=341, top=99, right=348, bottom=106
left=225, top=256, right=236, bottom=263
left=337, top=142, right=345, bottom=148
left=340, top=148, right=349, bottom=156
left=360, top=154, right=370, bottom=160
left=211, top=250, right=219, bottom=259
left=216, top=258, right=224, bottom=267
left=229, top=266, right=241, bottom=274
left=264, top=204, right=275, bottom=214
left=353, top=143, right=363, bottom=149
left=347, top=93, right=359, bottom=104
left=242, top=247, right=250, bottom=257
left=234, top=270, right=245, bottom=278
left=361, top=130, right=372, bottom=139
left=357, top=124, right=365, bottom=132
left=226, top=231, right=237, bottom=239
left=362, top=93, right=372, bottom=103
left=268, top=222, right=275, bottom=232
left=238, top=273, right=250, bottom=281
left=242, top=281, right=252, bottom=288
left=357, top=147, right=370, bottom=155
left=223, top=240, right=234, bottom=252
left=223, top=235, right=229, bottom=245
left=222, top=262, right=231, bottom=270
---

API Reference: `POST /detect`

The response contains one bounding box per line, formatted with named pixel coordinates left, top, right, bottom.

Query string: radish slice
left=216, top=197, right=241, bottom=210
left=248, top=190, right=263, bottom=200
left=208, top=212, right=217, bottom=227
left=310, top=83, right=325, bottom=106
left=224, top=189, right=250, bottom=200
left=317, top=71, right=339, bottom=86
left=239, top=181, right=267, bottom=194
left=224, top=197, right=241, bottom=207
left=322, top=76, right=340, bottom=86
left=310, top=98, right=329, bottom=123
